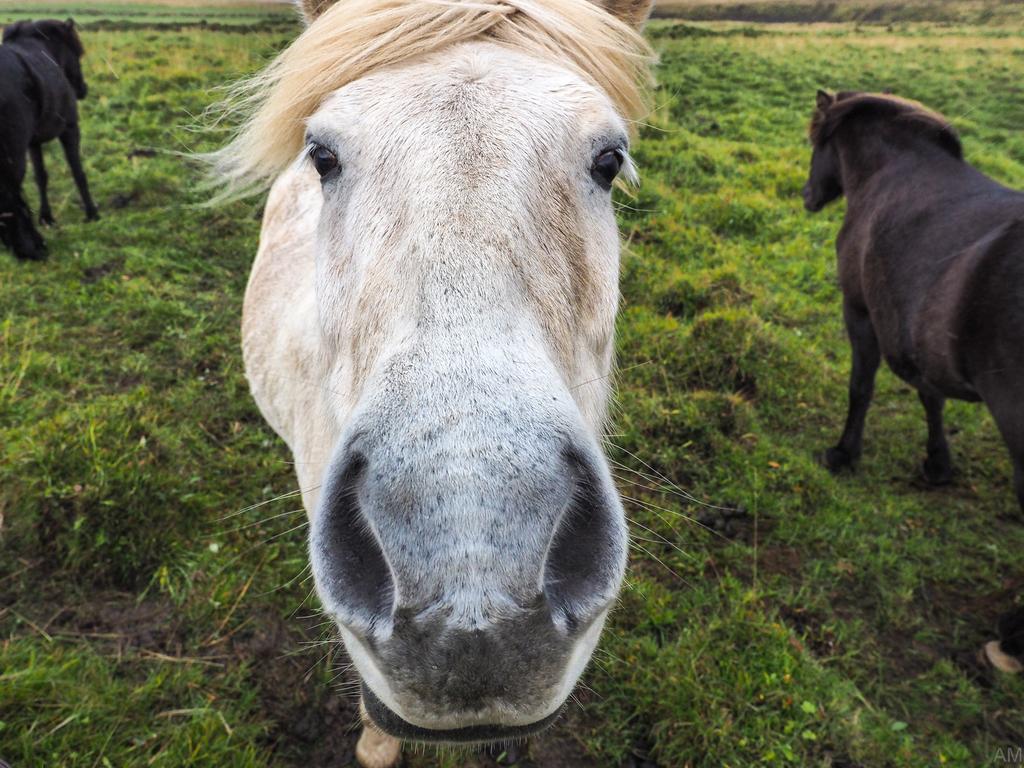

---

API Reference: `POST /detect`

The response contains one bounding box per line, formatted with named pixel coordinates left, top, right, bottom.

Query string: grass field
left=648, top=0, right=1024, bottom=24
left=2, top=3, right=1024, bottom=766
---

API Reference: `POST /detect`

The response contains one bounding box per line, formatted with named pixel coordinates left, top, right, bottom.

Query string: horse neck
left=10, top=35, right=58, bottom=74
left=834, top=123, right=957, bottom=201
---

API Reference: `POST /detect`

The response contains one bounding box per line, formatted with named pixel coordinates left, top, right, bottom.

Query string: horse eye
left=591, top=148, right=623, bottom=190
left=309, top=144, right=339, bottom=178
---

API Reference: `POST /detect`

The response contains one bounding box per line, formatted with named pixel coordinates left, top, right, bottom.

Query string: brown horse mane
left=809, top=91, right=962, bottom=160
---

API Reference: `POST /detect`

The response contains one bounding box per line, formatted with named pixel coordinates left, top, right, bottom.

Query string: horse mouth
left=360, top=683, right=563, bottom=743
left=802, top=192, right=823, bottom=213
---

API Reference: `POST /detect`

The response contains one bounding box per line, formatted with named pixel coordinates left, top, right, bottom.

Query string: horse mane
left=3, top=19, right=85, bottom=57
left=206, top=0, right=655, bottom=195
left=809, top=92, right=962, bottom=160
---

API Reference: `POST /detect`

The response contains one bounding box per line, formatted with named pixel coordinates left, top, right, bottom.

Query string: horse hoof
left=40, top=213, right=54, bottom=226
left=85, top=209, right=100, bottom=222
left=982, top=640, right=1023, bottom=674
left=921, top=457, right=953, bottom=486
left=15, top=246, right=47, bottom=261
left=820, top=446, right=856, bottom=474
left=356, top=726, right=402, bottom=768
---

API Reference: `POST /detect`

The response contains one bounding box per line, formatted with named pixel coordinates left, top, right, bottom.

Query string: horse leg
left=0, top=155, right=46, bottom=261
left=918, top=390, right=953, bottom=485
left=29, top=143, right=53, bottom=225
left=997, top=419, right=1024, bottom=514
left=1009, top=420, right=1024, bottom=513
left=824, top=299, right=880, bottom=472
left=8, top=195, right=46, bottom=260
left=356, top=699, right=402, bottom=768
left=976, top=375, right=1024, bottom=514
left=1016, top=458, right=1024, bottom=514
left=58, top=124, right=99, bottom=221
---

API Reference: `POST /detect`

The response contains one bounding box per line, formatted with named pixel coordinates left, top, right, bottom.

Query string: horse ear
left=593, top=0, right=655, bottom=28
left=295, top=0, right=335, bottom=25
left=816, top=89, right=835, bottom=111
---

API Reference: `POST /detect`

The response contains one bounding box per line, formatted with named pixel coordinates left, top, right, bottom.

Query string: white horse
left=211, top=0, right=655, bottom=764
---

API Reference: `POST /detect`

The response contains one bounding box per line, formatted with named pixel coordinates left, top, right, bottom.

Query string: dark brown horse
left=804, top=90, right=1024, bottom=506
left=804, top=89, right=1024, bottom=671
left=0, top=18, right=97, bottom=261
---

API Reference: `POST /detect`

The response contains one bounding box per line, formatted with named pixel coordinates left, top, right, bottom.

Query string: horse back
left=839, top=162, right=1024, bottom=396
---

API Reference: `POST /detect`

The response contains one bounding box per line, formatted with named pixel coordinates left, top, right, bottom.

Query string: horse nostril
left=311, top=453, right=395, bottom=631
left=542, top=447, right=626, bottom=632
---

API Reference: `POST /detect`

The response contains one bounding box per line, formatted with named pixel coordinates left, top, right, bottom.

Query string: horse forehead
left=318, top=43, right=612, bottom=149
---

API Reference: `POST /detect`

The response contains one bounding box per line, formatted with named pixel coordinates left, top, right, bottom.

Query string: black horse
left=804, top=89, right=1024, bottom=510
left=0, top=18, right=98, bottom=261
left=804, top=89, right=1024, bottom=672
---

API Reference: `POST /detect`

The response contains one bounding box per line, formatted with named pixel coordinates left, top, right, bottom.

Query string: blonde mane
left=208, top=0, right=655, bottom=194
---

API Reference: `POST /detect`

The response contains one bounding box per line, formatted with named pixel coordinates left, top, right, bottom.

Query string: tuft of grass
left=0, top=637, right=266, bottom=767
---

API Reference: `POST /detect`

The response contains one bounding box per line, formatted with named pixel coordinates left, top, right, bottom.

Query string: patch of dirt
left=527, top=710, right=614, bottom=768
left=695, top=504, right=773, bottom=544
left=82, top=256, right=126, bottom=283
left=816, top=751, right=866, bottom=768
left=461, top=725, right=604, bottom=768
left=777, top=604, right=840, bottom=659
left=757, top=546, right=803, bottom=580
left=29, top=589, right=184, bottom=654
left=619, top=735, right=660, bottom=768
left=229, top=611, right=361, bottom=767
left=110, top=192, right=139, bottom=210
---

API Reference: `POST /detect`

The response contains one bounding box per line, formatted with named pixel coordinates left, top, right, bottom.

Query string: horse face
left=61, top=50, right=87, bottom=99
left=58, top=19, right=87, bottom=99
left=304, top=41, right=629, bottom=740
left=803, top=140, right=842, bottom=212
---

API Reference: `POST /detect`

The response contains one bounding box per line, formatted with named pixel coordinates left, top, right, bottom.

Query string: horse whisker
left=629, top=541, right=694, bottom=590
left=625, top=515, right=699, bottom=564
left=214, top=507, right=306, bottom=536
left=218, top=486, right=315, bottom=522
left=606, top=445, right=736, bottom=512
left=620, top=492, right=729, bottom=542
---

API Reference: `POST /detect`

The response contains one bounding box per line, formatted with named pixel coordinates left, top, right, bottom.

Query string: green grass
left=0, top=2, right=294, bottom=29
left=2, top=4, right=1024, bottom=767
left=650, top=0, right=1024, bottom=25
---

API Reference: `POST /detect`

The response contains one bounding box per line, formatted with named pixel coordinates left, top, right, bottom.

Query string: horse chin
left=803, top=193, right=826, bottom=213
left=360, top=682, right=563, bottom=744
